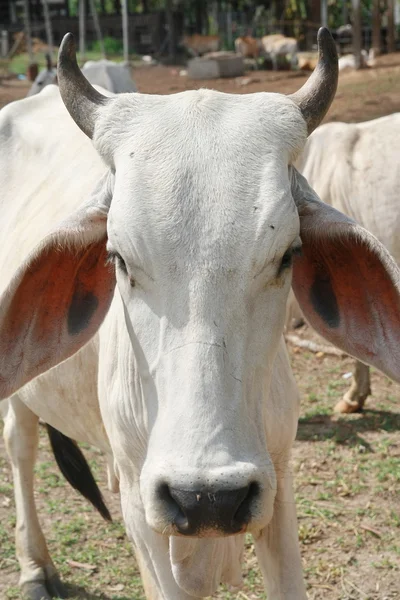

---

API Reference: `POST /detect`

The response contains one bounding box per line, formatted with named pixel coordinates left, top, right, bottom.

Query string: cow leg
left=272, top=53, right=278, bottom=71
left=3, top=396, right=66, bottom=600
left=254, top=474, right=307, bottom=599
left=335, top=360, right=371, bottom=413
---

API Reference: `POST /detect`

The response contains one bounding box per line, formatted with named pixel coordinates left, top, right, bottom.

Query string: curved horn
left=289, top=27, right=338, bottom=135
left=57, top=33, right=109, bottom=139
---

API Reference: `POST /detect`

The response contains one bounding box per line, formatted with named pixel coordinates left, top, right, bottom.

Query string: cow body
left=290, top=114, right=400, bottom=411
left=1, top=30, right=400, bottom=600
left=261, top=34, right=298, bottom=70
left=234, top=36, right=262, bottom=59
left=181, top=34, right=220, bottom=56
left=27, top=58, right=137, bottom=97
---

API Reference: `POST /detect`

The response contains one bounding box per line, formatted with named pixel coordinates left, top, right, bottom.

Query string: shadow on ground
left=296, top=409, right=400, bottom=450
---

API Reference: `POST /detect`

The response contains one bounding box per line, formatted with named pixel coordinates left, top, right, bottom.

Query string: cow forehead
left=102, top=90, right=304, bottom=275
left=95, top=89, right=307, bottom=166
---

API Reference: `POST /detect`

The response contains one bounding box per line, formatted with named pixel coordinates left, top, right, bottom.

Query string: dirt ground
left=0, top=55, right=399, bottom=600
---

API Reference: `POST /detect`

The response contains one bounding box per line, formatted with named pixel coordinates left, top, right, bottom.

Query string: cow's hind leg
left=335, top=360, right=371, bottom=413
left=3, top=396, right=67, bottom=600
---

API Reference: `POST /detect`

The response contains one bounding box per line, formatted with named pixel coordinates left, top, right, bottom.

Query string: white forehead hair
left=93, top=88, right=307, bottom=167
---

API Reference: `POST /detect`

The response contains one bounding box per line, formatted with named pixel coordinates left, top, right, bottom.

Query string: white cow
left=27, top=57, right=137, bottom=97
left=81, top=59, right=137, bottom=93
left=1, top=29, right=400, bottom=600
left=288, top=113, right=400, bottom=413
left=260, top=34, right=298, bottom=70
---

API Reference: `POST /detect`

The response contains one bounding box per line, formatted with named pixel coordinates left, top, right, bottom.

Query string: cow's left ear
left=290, top=167, right=400, bottom=383
left=0, top=172, right=116, bottom=401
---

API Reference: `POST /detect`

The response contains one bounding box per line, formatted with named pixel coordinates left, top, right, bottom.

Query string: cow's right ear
left=0, top=172, right=116, bottom=401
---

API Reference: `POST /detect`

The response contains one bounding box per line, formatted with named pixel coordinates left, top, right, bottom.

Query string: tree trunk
left=195, top=0, right=203, bottom=33
left=387, top=0, right=395, bottom=53
left=23, top=0, right=34, bottom=64
left=121, top=0, right=129, bottom=62
left=142, top=0, right=149, bottom=12
left=372, top=0, right=381, bottom=55
left=42, top=0, right=54, bottom=63
left=166, top=0, right=175, bottom=61
left=352, top=0, right=362, bottom=69
left=88, top=0, right=106, bottom=57
left=321, top=0, right=328, bottom=27
left=79, top=0, right=86, bottom=62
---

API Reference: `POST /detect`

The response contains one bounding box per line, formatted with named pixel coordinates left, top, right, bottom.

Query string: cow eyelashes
left=107, top=251, right=127, bottom=273
left=106, top=251, right=135, bottom=287
left=278, top=245, right=302, bottom=276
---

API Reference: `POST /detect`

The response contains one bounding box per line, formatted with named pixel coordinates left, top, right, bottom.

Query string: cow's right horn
left=57, top=33, right=109, bottom=139
left=289, top=27, right=338, bottom=135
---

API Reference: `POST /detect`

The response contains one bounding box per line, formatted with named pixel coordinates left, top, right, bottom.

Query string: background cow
left=27, top=57, right=137, bottom=96
left=181, top=33, right=221, bottom=56
left=261, top=34, right=298, bottom=70
left=287, top=113, right=400, bottom=413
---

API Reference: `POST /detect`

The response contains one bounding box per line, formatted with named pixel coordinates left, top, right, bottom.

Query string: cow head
left=1, top=29, right=399, bottom=568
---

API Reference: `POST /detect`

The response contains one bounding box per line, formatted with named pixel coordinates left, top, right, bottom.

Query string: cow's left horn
left=57, top=33, right=109, bottom=139
left=289, top=27, right=338, bottom=135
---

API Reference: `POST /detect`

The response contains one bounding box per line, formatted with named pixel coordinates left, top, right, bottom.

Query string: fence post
left=352, top=0, right=362, bottom=69
left=42, top=0, right=54, bottom=63
left=88, top=0, right=106, bottom=58
left=79, top=0, right=86, bottom=62
left=1, top=31, right=8, bottom=59
left=121, top=0, right=129, bottom=62
left=226, top=9, right=232, bottom=49
left=321, top=0, right=328, bottom=27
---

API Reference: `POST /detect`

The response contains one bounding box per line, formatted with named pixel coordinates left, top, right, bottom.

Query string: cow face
left=95, top=90, right=306, bottom=537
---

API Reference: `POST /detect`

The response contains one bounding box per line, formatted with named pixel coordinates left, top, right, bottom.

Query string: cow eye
left=278, top=245, right=302, bottom=276
left=107, top=251, right=135, bottom=286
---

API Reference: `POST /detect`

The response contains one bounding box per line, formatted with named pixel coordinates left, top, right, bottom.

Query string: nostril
left=232, top=482, right=260, bottom=529
left=157, top=483, right=189, bottom=532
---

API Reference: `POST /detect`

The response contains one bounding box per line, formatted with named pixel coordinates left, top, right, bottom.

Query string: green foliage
left=91, top=36, right=124, bottom=55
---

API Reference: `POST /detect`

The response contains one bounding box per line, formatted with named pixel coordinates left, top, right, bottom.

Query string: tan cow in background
left=182, top=34, right=220, bottom=56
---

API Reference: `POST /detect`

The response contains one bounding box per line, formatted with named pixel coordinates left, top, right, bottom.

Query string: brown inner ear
left=292, top=221, right=400, bottom=377
left=0, top=239, right=115, bottom=400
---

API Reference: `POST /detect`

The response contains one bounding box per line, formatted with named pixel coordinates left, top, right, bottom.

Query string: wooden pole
left=372, top=0, right=381, bottom=55
left=42, top=0, right=54, bottom=63
left=23, top=0, right=34, bottom=63
left=321, top=0, right=328, bottom=27
left=79, top=0, right=86, bottom=62
left=88, top=0, right=106, bottom=58
left=387, top=0, right=395, bottom=53
left=166, top=0, right=175, bottom=60
left=121, top=0, right=129, bottom=62
left=352, top=0, right=362, bottom=69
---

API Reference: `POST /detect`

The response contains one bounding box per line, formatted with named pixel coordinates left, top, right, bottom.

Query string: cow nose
left=160, top=483, right=259, bottom=535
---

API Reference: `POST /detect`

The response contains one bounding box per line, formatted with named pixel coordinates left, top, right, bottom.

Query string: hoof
left=22, top=581, right=52, bottom=600
left=334, top=398, right=363, bottom=414
left=47, top=574, right=68, bottom=598
left=22, top=575, right=68, bottom=600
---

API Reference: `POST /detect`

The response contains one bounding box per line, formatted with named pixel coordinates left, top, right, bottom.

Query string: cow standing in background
left=181, top=34, right=220, bottom=56
left=1, top=29, right=400, bottom=600
left=234, top=36, right=262, bottom=59
left=287, top=114, right=400, bottom=413
left=261, top=34, right=298, bottom=70
left=27, top=57, right=137, bottom=96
